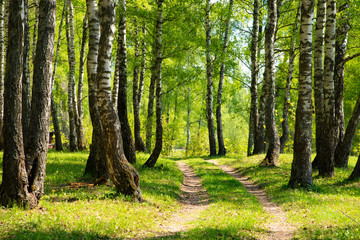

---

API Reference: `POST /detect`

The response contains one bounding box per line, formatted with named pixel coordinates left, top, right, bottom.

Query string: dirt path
left=153, top=161, right=210, bottom=237
left=207, top=159, right=296, bottom=240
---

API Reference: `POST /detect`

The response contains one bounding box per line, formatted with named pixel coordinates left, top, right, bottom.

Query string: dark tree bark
left=117, top=0, right=136, bottom=164
left=348, top=154, right=360, bottom=181
left=0, top=0, right=4, bottom=150
left=22, top=0, right=31, bottom=149
left=0, top=0, right=32, bottom=208
left=259, top=0, right=280, bottom=166
left=133, top=20, right=147, bottom=152
left=333, top=2, right=350, bottom=163
left=50, top=0, right=66, bottom=151
left=66, top=0, right=77, bottom=152
left=25, top=0, right=56, bottom=201
left=318, top=0, right=336, bottom=177
left=205, top=0, right=216, bottom=156
left=248, top=0, right=259, bottom=156
left=145, top=64, right=156, bottom=152
left=76, top=14, right=88, bottom=151
left=288, top=0, right=314, bottom=189
left=0, top=0, right=56, bottom=208
left=280, top=2, right=300, bottom=153
left=335, top=93, right=360, bottom=168
left=84, top=0, right=107, bottom=179
left=144, top=0, right=164, bottom=167
left=312, top=0, right=326, bottom=169
left=216, top=0, right=233, bottom=156
left=97, top=0, right=142, bottom=200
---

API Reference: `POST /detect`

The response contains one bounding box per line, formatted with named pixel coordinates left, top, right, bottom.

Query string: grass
left=0, top=150, right=183, bottom=239
left=1, top=150, right=360, bottom=239
left=221, top=153, right=360, bottom=240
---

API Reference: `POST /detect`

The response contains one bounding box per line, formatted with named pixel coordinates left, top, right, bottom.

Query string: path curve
left=207, top=159, right=296, bottom=240
left=154, top=161, right=210, bottom=237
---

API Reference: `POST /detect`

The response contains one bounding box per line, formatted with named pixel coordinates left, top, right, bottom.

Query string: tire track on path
left=207, top=159, right=296, bottom=240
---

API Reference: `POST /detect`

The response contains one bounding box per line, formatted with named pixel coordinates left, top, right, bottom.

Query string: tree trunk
left=0, top=0, right=56, bottom=209
left=312, top=0, right=326, bottom=169
left=66, top=0, right=77, bottom=152
left=32, top=0, right=39, bottom=63
left=0, top=0, right=5, bottom=150
left=216, top=0, right=233, bottom=156
left=318, top=0, right=336, bottom=177
left=280, top=2, right=300, bottom=153
left=334, top=94, right=360, bottom=168
left=50, top=0, right=66, bottom=151
left=205, top=0, right=216, bottom=156
left=133, top=20, right=147, bottom=152
left=248, top=0, right=259, bottom=156
left=144, top=0, right=164, bottom=167
left=117, top=0, right=136, bottom=164
left=253, top=7, right=266, bottom=155
left=0, top=0, right=33, bottom=209
left=84, top=0, right=107, bottom=179
left=288, top=0, right=314, bottom=189
left=22, top=0, right=31, bottom=149
left=348, top=154, right=360, bottom=181
left=145, top=68, right=156, bottom=152
left=97, top=0, right=142, bottom=200
left=259, top=0, right=280, bottom=166
left=333, top=2, right=349, bottom=163
left=185, top=88, right=191, bottom=156
left=76, top=15, right=88, bottom=151
left=25, top=0, right=56, bottom=201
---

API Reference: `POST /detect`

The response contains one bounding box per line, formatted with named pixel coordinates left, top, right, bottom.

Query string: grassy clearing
left=170, top=158, right=269, bottom=239
left=0, top=151, right=182, bottom=239
left=221, top=153, right=360, bottom=240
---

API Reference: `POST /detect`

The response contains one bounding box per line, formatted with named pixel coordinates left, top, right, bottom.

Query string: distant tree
left=259, top=0, right=280, bottom=166
left=288, top=0, right=314, bottom=189
left=133, top=20, right=147, bottom=152
left=76, top=14, right=88, bottom=151
left=144, top=0, right=164, bottom=167
left=205, top=0, right=216, bottom=156
left=117, top=0, right=136, bottom=164
left=50, top=0, right=66, bottom=151
left=248, top=0, right=260, bottom=156
left=216, top=0, right=233, bottom=156
left=66, top=0, right=78, bottom=152
left=280, top=2, right=300, bottom=153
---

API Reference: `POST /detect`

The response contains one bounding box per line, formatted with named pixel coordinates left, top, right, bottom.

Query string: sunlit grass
left=0, top=150, right=182, bottom=239
left=222, top=153, right=360, bottom=240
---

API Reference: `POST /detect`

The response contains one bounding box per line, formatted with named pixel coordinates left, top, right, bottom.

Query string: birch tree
left=96, top=0, right=142, bottom=200
left=318, top=0, right=336, bottom=177
left=205, top=0, right=216, bottom=156
left=259, top=0, right=280, bottom=166
left=216, top=0, right=233, bottom=156
left=144, top=0, right=164, bottom=167
left=288, top=0, right=314, bottom=189
left=117, top=0, right=136, bottom=164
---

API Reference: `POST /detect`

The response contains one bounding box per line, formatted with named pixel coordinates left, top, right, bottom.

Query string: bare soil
left=207, top=159, right=296, bottom=240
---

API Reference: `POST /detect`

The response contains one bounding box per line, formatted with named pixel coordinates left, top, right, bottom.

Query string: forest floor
left=1, top=151, right=360, bottom=239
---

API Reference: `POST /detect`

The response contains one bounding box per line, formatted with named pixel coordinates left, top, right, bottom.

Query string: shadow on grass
left=4, top=229, right=113, bottom=240
left=144, top=227, right=258, bottom=240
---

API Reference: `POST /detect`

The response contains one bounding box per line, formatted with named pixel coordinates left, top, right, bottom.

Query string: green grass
left=221, top=153, right=360, bottom=240
left=2, top=151, right=360, bottom=239
left=0, top=151, right=183, bottom=239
